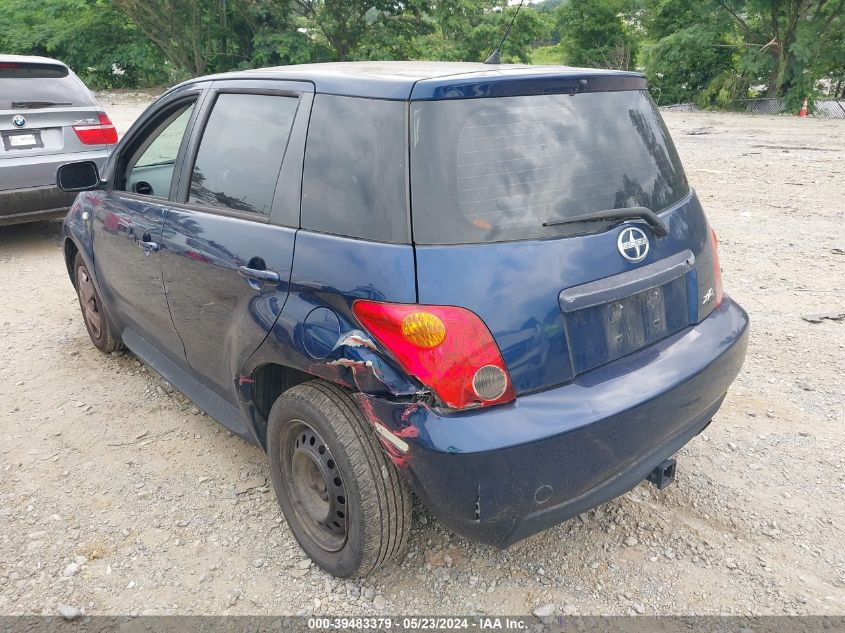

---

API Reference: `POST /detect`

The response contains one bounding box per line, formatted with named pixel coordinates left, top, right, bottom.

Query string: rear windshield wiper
left=543, top=206, right=669, bottom=237
left=11, top=101, right=73, bottom=109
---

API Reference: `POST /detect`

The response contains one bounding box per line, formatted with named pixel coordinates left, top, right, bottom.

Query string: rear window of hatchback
left=410, top=90, right=689, bottom=245
left=0, top=62, right=94, bottom=109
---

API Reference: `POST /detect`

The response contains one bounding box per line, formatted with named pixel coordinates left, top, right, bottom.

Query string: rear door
left=410, top=88, right=719, bottom=394
left=159, top=80, right=312, bottom=401
left=0, top=59, right=113, bottom=190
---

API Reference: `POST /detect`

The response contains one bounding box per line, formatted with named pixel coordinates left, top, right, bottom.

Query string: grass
left=531, top=44, right=566, bottom=65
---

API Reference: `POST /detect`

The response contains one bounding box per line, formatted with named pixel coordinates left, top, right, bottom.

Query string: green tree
left=639, top=0, right=736, bottom=105
left=715, top=0, right=845, bottom=103
left=0, top=0, right=168, bottom=88
left=812, top=6, right=845, bottom=97
left=413, top=1, right=550, bottom=64
left=291, top=0, right=431, bottom=61
left=555, top=0, right=638, bottom=69
left=114, top=0, right=222, bottom=75
left=114, top=0, right=314, bottom=75
left=225, top=0, right=318, bottom=68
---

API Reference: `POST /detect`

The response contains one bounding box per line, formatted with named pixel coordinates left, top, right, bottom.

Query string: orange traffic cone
left=798, top=97, right=809, bottom=117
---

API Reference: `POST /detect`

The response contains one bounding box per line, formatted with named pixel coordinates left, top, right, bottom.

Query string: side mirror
left=57, top=161, right=102, bottom=192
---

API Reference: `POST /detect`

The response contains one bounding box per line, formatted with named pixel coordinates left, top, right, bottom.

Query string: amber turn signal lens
left=401, top=312, right=446, bottom=348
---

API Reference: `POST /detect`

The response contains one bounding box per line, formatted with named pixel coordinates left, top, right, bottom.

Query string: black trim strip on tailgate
left=559, top=250, right=695, bottom=313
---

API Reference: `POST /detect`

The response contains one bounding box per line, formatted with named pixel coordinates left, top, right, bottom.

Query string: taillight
left=352, top=300, right=515, bottom=411
left=710, top=228, right=724, bottom=307
left=73, top=112, right=117, bottom=145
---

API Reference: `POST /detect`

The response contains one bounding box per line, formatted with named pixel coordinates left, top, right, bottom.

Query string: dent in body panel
left=243, top=231, right=417, bottom=377
left=309, top=330, right=424, bottom=397
left=238, top=231, right=424, bottom=446
left=307, top=329, right=430, bottom=467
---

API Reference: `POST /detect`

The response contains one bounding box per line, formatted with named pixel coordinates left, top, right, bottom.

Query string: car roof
left=0, top=54, right=68, bottom=67
left=180, top=61, right=646, bottom=101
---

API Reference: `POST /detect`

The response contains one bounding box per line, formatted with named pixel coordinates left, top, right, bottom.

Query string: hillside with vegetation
left=1, top=0, right=842, bottom=110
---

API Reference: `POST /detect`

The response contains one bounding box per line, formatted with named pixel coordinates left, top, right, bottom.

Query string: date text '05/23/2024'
left=307, top=617, right=529, bottom=630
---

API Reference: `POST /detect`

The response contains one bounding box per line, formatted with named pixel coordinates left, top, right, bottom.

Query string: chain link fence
left=813, top=99, right=845, bottom=118
left=730, top=97, right=845, bottom=118
left=660, top=98, right=845, bottom=118
left=659, top=103, right=701, bottom=112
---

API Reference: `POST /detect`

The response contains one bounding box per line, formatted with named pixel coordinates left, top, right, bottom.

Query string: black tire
left=73, top=253, right=123, bottom=353
left=267, top=381, right=412, bottom=577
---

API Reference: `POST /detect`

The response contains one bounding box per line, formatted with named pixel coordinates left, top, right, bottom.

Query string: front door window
left=122, top=102, right=196, bottom=199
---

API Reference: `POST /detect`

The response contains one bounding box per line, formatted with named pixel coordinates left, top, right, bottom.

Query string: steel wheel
left=76, top=265, right=102, bottom=340
left=268, top=381, right=412, bottom=577
left=282, top=420, right=349, bottom=552
left=72, top=253, right=122, bottom=353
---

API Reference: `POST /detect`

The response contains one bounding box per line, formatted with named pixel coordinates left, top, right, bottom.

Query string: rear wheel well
left=253, top=363, right=313, bottom=447
left=64, top=239, right=79, bottom=287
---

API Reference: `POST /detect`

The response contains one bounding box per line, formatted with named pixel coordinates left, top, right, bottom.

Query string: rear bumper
left=0, top=149, right=108, bottom=225
left=0, top=149, right=109, bottom=189
left=360, top=296, right=749, bottom=548
left=0, top=185, right=77, bottom=225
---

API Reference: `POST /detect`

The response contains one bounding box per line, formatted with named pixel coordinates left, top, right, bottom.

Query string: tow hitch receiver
left=647, top=458, right=677, bottom=490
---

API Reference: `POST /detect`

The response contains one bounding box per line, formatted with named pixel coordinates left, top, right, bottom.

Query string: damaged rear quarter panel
left=311, top=329, right=423, bottom=397
left=241, top=230, right=424, bottom=430
left=236, top=229, right=528, bottom=541
left=354, top=393, right=426, bottom=468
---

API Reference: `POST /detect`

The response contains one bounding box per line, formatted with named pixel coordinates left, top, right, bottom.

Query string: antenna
left=484, top=0, right=526, bottom=64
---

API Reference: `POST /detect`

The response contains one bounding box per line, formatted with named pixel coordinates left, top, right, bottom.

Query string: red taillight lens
left=352, top=300, right=515, bottom=410
left=710, top=228, right=724, bottom=308
left=73, top=112, right=117, bottom=145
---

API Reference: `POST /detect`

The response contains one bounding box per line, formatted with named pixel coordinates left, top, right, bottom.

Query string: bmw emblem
left=12, top=115, right=26, bottom=128
left=617, top=226, right=650, bottom=263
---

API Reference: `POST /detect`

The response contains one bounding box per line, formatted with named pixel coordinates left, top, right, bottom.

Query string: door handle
left=238, top=266, right=280, bottom=285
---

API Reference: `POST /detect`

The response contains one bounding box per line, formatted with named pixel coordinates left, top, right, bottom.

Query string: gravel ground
left=1, top=96, right=843, bottom=617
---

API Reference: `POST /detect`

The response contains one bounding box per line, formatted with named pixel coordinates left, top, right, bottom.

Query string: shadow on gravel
left=0, top=219, right=64, bottom=253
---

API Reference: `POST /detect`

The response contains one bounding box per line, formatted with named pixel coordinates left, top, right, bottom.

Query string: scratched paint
left=308, top=329, right=425, bottom=398
left=354, top=393, right=422, bottom=467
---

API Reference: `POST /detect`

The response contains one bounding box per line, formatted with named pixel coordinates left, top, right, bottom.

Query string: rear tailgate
left=410, top=83, right=720, bottom=395
left=1, top=60, right=113, bottom=189
left=415, top=196, right=718, bottom=394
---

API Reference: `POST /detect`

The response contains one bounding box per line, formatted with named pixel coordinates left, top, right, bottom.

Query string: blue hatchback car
left=58, top=61, right=749, bottom=577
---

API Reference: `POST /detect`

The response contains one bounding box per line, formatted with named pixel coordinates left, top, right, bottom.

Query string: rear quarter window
left=301, top=94, right=408, bottom=243
left=0, top=62, right=94, bottom=109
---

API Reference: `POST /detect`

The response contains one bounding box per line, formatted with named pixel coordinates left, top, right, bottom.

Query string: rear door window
left=410, top=90, right=689, bottom=245
left=0, top=62, right=93, bottom=109
left=301, top=94, right=408, bottom=243
left=187, top=93, right=299, bottom=216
